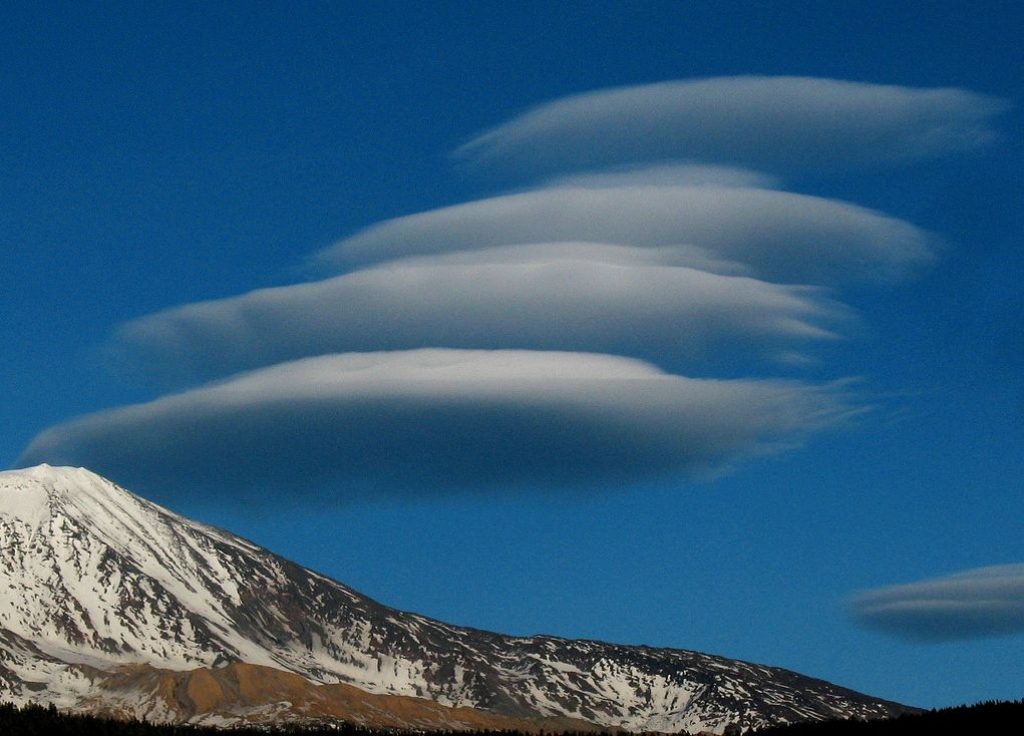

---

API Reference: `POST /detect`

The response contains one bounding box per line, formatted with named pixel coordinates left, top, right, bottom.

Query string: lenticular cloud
left=18, top=350, right=855, bottom=501
left=313, top=184, right=933, bottom=284
left=21, top=75, right=998, bottom=501
left=113, top=243, right=843, bottom=384
left=851, top=564, right=1024, bottom=641
left=455, top=76, right=1008, bottom=177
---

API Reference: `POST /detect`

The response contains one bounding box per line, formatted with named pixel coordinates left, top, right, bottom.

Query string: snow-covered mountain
left=0, top=465, right=911, bottom=732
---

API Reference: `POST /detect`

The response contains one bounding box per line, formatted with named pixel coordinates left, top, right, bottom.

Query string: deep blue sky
left=3, top=1, right=1023, bottom=710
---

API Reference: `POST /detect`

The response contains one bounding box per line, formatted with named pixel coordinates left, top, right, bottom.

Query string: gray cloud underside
left=542, top=162, right=782, bottom=190
left=381, top=241, right=750, bottom=274
left=313, top=185, right=934, bottom=284
left=17, top=350, right=855, bottom=501
left=851, top=564, right=1024, bottom=642
left=455, top=76, right=1008, bottom=176
left=114, top=244, right=843, bottom=384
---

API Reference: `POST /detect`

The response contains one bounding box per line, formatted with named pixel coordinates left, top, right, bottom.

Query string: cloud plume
left=113, top=243, right=843, bottom=384
left=313, top=185, right=934, bottom=284
left=17, top=350, right=855, bottom=502
left=851, top=564, right=1024, bottom=642
left=455, top=76, right=1008, bottom=177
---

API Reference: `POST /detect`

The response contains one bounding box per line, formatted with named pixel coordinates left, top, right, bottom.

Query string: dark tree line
left=751, top=699, right=1024, bottom=735
left=1, top=700, right=1021, bottom=736
left=0, top=702, right=597, bottom=736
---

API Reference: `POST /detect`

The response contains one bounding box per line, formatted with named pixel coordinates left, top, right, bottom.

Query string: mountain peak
left=1, top=464, right=104, bottom=524
left=4, top=462, right=95, bottom=480
left=2, top=463, right=130, bottom=501
left=0, top=463, right=175, bottom=537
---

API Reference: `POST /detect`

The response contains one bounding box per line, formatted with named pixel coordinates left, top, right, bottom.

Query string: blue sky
left=3, top=1, right=1023, bottom=710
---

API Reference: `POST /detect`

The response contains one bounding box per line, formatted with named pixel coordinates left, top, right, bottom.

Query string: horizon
left=2, top=1, right=1022, bottom=711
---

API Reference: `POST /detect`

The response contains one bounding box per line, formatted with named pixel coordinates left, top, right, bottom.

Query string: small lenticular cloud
left=455, top=76, right=1009, bottom=177
left=851, top=564, right=1024, bottom=642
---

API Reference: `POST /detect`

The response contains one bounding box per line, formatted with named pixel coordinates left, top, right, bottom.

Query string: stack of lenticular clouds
left=19, top=76, right=1007, bottom=502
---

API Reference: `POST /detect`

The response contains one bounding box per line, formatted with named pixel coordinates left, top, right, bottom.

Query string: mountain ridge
left=0, top=465, right=913, bottom=733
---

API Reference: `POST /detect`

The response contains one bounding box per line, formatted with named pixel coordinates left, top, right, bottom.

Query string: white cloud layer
left=113, top=243, right=843, bottom=384
left=851, top=564, right=1024, bottom=642
left=455, top=76, right=1008, bottom=176
left=313, top=185, right=933, bottom=284
left=17, top=350, right=855, bottom=501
